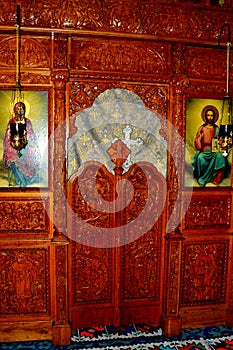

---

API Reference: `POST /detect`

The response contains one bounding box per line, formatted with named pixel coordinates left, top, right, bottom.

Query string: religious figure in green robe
left=192, top=105, right=227, bottom=186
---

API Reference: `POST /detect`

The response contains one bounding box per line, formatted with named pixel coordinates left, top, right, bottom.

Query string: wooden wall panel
left=181, top=240, right=229, bottom=306
left=0, top=0, right=233, bottom=345
left=182, top=194, right=232, bottom=232
left=0, top=194, right=52, bottom=239
left=0, top=245, right=50, bottom=316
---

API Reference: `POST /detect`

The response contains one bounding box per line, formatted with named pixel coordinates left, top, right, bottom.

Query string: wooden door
left=67, top=139, right=166, bottom=330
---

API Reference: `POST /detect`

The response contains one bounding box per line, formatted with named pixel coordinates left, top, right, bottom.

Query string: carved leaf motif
left=184, top=197, right=231, bottom=230
left=0, top=201, right=47, bottom=231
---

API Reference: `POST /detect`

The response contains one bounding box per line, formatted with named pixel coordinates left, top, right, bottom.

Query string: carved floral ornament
left=0, top=1, right=232, bottom=43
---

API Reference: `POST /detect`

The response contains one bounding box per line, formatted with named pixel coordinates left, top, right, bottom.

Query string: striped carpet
left=1, top=324, right=233, bottom=349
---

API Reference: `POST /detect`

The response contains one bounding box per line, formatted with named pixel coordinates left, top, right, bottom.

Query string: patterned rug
left=1, top=324, right=233, bottom=349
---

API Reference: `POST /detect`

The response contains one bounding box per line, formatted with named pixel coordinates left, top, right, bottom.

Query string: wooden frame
left=0, top=90, right=49, bottom=188
left=185, top=97, right=232, bottom=188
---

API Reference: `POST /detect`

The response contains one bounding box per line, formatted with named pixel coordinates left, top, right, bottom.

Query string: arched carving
left=71, top=39, right=170, bottom=76
left=0, top=37, right=50, bottom=69
left=69, top=82, right=169, bottom=127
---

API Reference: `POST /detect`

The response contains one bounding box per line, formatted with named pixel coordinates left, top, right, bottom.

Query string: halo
left=201, top=105, right=219, bottom=123
left=9, top=98, right=30, bottom=118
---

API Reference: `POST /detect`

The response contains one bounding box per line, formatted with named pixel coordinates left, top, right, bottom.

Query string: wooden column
left=161, top=44, right=189, bottom=336
left=51, top=34, right=71, bottom=346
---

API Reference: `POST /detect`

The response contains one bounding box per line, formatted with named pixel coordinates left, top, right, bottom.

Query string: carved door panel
left=67, top=140, right=166, bottom=330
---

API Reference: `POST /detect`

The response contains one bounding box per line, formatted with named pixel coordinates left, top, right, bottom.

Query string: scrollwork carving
left=0, top=200, right=48, bottom=232
left=69, top=81, right=168, bottom=119
left=184, top=196, right=231, bottom=230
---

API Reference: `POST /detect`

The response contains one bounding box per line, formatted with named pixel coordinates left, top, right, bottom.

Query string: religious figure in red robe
left=3, top=101, right=40, bottom=187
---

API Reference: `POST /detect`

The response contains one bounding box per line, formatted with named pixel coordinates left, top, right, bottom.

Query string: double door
left=67, top=157, right=166, bottom=330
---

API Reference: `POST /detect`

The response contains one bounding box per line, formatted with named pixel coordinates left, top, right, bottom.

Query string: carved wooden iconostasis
left=0, top=0, right=233, bottom=346
left=67, top=87, right=168, bottom=329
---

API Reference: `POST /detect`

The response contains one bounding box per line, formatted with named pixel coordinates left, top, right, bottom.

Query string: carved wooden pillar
left=51, top=34, right=71, bottom=345
left=161, top=43, right=189, bottom=336
left=226, top=235, right=233, bottom=327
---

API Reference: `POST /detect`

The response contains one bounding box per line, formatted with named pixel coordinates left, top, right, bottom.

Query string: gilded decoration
left=67, top=88, right=167, bottom=179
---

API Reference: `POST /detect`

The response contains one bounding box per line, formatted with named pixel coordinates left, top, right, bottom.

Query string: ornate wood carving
left=186, top=47, right=232, bottom=81
left=160, top=235, right=183, bottom=337
left=0, top=37, right=50, bottom=69
left=180, top=241, right=228, bottom=306
left=0, top=197, right=50, bottom=234
left=0, top=1, right=232, bottom=46
left=0, top=35, right=51, bottom=85
left=167, top=74, right=189, bottom=233
left=69, top=82, right=169, bottom=140
left=71, top=39, right=170, bottom=75
left=166, top=239, right=182, bottom=315
left=68, top=138, right=166, bottom=326
left=0, top=247, right=49, bottom=316
left=71, top=244, right=112, bottom=304
left=53, top=34, right=68, bottom=69
left=55, top=244, right=69, bottom=323
left=183, top=195, right=231, bottom=230
left=122, top=220, right=162, bottom=301
left=0, top=0, right=233, bottom=343
left=51, top=70, right=69, bottom=238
